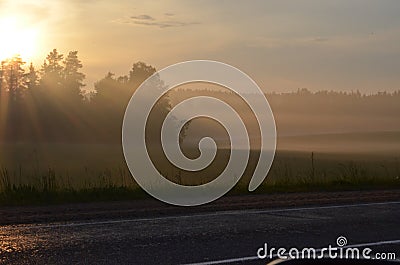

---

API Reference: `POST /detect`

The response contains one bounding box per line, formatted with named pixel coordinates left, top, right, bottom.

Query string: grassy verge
left=230, top=174, right=400, bottom=195
left=1, top=147, right=399, bottom=206
left=0, top=170, right=399, bottom=206
left=0, top=186, right=148, bottom=206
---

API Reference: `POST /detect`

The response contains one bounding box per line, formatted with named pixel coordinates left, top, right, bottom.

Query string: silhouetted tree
left=0, top=61, right=3, bottom=91
left=117, top=75, right=129, bottom=84
left=129, top=61, right=156, bottom=87
left=1, top=56, right=26, bottom=102
left=92, top=72, right=118, bottom=104
left=0, top=60, right=8, bottom=140
left=0, top=56, right=27, bottom=140
left=63, top=51, right=85, bottom=102
left=26, top=62, right=39, bottom=90
left=41, top=49, right=64, bottom=89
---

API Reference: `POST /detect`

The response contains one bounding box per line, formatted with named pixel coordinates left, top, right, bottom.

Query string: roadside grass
left=0, top=165, right=147, bottom=206
left=251, top=152, right=400, bottom=194
left=0, top=147, right=399, bottom=206
left=0, top=169, right=398, bottom=206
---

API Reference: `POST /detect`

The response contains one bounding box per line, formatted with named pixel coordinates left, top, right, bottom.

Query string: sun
left=0, top=16, right=39, bottom=62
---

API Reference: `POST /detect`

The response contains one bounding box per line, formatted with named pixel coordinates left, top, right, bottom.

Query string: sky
left=0, top=0, right=399, bottom=92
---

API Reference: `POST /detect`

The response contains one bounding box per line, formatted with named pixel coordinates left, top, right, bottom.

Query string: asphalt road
left=1, top=197, right=399, bottom=264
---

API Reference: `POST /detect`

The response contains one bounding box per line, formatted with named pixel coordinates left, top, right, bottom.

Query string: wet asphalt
left=0, top=200, right=399, bottom=265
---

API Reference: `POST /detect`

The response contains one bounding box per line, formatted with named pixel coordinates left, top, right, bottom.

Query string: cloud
left=131, top=14, right=155, bottom=21
left=313, top=37, right=330, bottom=42
left=131, top=20, right=199, bottom=28
left=114, top=14, right=199, bottom=28
left=247, top=36, right=333, bottom=49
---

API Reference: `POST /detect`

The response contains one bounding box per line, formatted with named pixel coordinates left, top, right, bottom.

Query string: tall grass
left=0, top=165, right=144, bottom=205
left=0, top=147, right=399, bottom=205
left=249, top=152, right=400, bottom=194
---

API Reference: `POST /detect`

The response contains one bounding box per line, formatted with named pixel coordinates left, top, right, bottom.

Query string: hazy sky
left=0, top=0, right=399, bottom=92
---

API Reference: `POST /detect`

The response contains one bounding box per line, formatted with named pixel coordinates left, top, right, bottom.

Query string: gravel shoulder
left=0, top=189, right=399, bottom=225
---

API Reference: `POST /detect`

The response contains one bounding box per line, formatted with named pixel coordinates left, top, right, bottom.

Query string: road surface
left=0, top=190, right=399, bottom=264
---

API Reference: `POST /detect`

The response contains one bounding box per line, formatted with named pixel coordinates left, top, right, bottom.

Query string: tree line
left=0, top=49, right=165, bottom=143
left=0, top=49, right=399, bottom=143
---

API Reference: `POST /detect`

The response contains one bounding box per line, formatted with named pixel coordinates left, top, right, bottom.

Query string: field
left=0, top=131, right=399, bottom=205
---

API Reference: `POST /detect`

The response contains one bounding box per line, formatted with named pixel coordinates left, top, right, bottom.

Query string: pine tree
left=1, top=56, right=26, bottom=102
left=63, top=51, right=85, bottom=101
left=0, top=61, right=7, bottom=128
left=0, top=61, right=4, bottom=93
left=41, top=49, right=64, bottom=88
left=26, top=63, right=39, bottom=90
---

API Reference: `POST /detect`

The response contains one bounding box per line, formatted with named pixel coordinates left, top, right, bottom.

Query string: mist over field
left=170, top=85, right=400, bottom=154
left=0, top=69, right=399, bottom=193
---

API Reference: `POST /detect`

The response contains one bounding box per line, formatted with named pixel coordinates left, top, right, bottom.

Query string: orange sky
left=0, top=0, right=399, bottom=93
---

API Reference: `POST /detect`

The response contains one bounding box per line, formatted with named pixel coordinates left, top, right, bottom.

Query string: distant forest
left=0, top=49, right=399, bottom=143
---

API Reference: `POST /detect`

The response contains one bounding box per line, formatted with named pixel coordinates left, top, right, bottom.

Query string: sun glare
left=0, top=16, right=39, bottom=62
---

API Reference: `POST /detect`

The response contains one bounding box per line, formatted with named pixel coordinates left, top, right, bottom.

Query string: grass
left=0, top=144, right=399, bottom=206
left=228, top=153, right=400, bottom=195
left=0, top=165, right=149, bottom=206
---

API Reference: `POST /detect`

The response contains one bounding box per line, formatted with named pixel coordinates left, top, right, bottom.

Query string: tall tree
left=26, top=62, right=39, bottom=90
left=129, top=61, right=156, bottom=87
left=0, top=56, right=27, bottom=141
left=41, top=49, right=64, bottom=88
left=63, top=51, right=86, bottom=102
left=1, top=56, right=26, bottom=102
left=92, top=72, right=122, bottom=108
left=0, top=61, right=5, bottom=94
left=0, top=60, right=8, bottom=140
